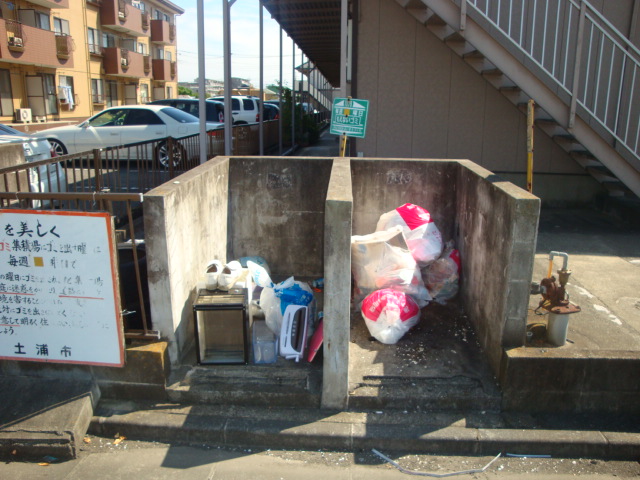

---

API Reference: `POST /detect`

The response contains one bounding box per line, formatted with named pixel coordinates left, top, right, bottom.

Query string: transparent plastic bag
left=376, top=203, right=443, bottom=266
left=351, top=226, right=431, bottom=307
left=422, top=242, right=460, bottom=304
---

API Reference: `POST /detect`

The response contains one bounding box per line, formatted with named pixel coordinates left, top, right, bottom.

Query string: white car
left=39, top=105, right=223, bottom=166
left=0, top=124, right=66, bottom=197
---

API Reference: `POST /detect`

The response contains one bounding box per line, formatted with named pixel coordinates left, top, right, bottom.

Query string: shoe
left=218, top=261, right=245, bottom=291
left=204, top=260, right=223, bottom=290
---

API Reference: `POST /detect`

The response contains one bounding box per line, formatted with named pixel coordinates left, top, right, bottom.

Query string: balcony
left=103, top=46, right=150, bottom=78
left=55, top=35, right=73, bottom=60
left=28, top=0, right=69, bottom=8
left=88, top=43, right=103, bottom=56
left=0, top=19, right=74, bottom=68
left=150, top=19, right=175, bottom=45
left=152, top=59, right=176, bottom=81
left=143, top=54, right=151, bottom=73
left=101, top=0, right=150, bottom=37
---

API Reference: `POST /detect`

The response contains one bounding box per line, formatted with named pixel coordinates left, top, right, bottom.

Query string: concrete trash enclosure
left=144, top=156, right=540, bottom=409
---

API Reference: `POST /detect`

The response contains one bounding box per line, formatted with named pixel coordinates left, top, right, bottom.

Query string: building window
left=88, top=27, right=101, bottom=54
left=53, top=17, right=70, bottom=36
left=166, top=50, right=172, bottom=62
left=137, top=42, right=147, bottom=55
left=102, top=32, right=116, bottom=48
left=106, top=81, right=118, bottom=108
left=140, top=84, right=149, bottom=103
left=155, top=47, right=164, bottom=60
left=132, top=1, right=146, bottom=12
left=0, top=69, right=13, bottom=117
left=91, top=79, right=104, bottom=104
left=58, top=75, right=75, bottom=109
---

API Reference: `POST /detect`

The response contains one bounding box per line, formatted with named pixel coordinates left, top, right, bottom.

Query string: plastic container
left=547, top=312, right=570, bottom=346
left=252, top=320, right=278, bottom=364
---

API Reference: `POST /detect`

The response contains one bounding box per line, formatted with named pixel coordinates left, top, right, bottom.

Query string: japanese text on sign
left=0, top=210, right=123, bottom=367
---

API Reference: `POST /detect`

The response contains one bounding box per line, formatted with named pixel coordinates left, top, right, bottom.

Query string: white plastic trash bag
left=376, top=203, right=443, bottom=266
left=351, top=226, right=431, bottom=307
left=361, top=289, right=421, bottom=344
left=422, top=243, right=461, bottom=304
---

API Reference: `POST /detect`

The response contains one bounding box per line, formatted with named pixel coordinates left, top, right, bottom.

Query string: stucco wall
left=355, top=0, right=602, bottom=205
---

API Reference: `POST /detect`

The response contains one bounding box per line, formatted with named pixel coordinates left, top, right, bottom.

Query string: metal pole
left=291, top=40, right=295, bottom=147
left=197, top=0, right=207, bottom=164
left=279, top=24, right=283, bottom=154
left=527, top=99, right=535, bottom=193
left=569, top=0, right=587, bottom=129
left=223, top=0, right=234, bottom=155
left=259, top=0, right=264, bottom=156
left=340, top=0, right=348, bottom=99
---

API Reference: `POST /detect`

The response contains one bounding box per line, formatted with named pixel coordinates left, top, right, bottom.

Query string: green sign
left=330, top=97, right=369, bottom=138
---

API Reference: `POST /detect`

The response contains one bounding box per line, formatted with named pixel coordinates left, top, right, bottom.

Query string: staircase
left=396, top=0, right=640, bottom=198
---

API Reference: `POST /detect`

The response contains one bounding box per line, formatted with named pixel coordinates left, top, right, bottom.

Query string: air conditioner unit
left=8, top=37, right=24, bottom=48
left=121, top=58, right=129, bottom=67
left=118, top=11, right=126, bottom=19
left=15, top=108, right=32, bottom=123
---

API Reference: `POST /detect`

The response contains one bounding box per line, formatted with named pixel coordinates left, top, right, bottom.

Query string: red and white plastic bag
left=376, top=203, right=443, bottom=266
left=351, top=226, right=431, bottom=307
left=361, top=289, right=421, bottom=344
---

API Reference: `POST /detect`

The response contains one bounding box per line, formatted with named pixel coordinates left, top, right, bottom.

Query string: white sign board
left=0, top=210, right=124, bottom=367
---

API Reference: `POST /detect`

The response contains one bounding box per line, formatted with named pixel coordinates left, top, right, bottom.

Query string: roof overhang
left=262, top=0, right=342, bottom=86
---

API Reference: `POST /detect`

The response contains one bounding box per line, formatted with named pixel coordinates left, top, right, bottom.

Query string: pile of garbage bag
left=352, top=203, right=461, bottom=344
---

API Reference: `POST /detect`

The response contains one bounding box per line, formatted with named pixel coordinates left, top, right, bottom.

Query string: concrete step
left=0, top=376, right=100, bottom=461
left=89, top=399, right=640, bottom=459
left=166, top=364, right=322, bottom=408
left=348, top=374, right=502, bottom=411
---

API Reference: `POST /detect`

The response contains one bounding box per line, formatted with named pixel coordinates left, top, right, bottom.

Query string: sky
left=175, top=0, right=304, bottom=88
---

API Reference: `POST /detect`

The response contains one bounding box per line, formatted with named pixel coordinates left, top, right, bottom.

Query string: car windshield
left=87, top=109, right=127, bottom=127
left=161, top=107, right=198, bottom=123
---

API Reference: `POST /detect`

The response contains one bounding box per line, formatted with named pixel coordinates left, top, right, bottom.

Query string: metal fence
left=0, top=120, right=282, bottom=339
left=464, top=0, right=640, bottom=167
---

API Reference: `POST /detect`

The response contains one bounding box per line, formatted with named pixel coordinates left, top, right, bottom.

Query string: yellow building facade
left=0, top=0, right=183, bottom=133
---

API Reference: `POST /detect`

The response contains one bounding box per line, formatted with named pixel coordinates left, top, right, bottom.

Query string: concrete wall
left=455, top=161, right=541, bottom=373
left=354, top=0, right=603, bottom=206
left=350, top=158, right=539, bottom=377
left=144, top=158, right=230, bottom=364
left=144, top=156, right=332, bottom=365
left=227, top=157, right=332, bottom=278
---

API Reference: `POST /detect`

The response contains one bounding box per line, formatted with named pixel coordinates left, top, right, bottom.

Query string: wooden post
left=527, top=99, right=535, bottom=193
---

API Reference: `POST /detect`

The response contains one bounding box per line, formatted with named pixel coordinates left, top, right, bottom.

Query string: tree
left=178, top=86, right=197, bottom=98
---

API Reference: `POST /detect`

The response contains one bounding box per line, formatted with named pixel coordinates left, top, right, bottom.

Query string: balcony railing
left=118, top=0, right=128, bottom=19
left=88, top=43, right=103, bottom=56
left=141, top=12, right=149, bottom=31
left=92, top=94, right=106, bottom=104
left=121, top=48, right=130, bottom=68
left=55, top=34, right=73, bottom=59
left=6, top=20, right=25, bottom=51
left=170, top=61, right=177, bottom=78
left=143, top=54, right=151, bottom=72
left=169, top=24, right=176, bottom=41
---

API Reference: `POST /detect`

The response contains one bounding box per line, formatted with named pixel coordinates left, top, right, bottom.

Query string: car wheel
left=155, top=141, right=186, bottom=168
left=48, top=139, right=67, bottom=157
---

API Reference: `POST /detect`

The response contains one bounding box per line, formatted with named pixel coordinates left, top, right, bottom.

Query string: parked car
left=211, top=95, right=260, bottom=125
left=39, top=105, right=223, bottom=167
left=262, top=103, right=280, bottom=121
left=0, top=124, right=66, bottom=196
left=148, top=98, right=225, bottom=124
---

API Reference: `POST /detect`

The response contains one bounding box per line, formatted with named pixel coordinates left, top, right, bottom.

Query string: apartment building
left=0, top=0, right=184, bottom=132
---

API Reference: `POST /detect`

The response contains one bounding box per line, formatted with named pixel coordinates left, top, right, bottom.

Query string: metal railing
left=463, top=0, right=640, bottom=166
